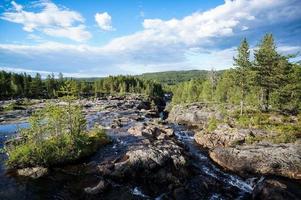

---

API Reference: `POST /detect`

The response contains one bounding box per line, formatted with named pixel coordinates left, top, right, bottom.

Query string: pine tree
left=254, top=34, right=279, bottom=112
left=233, top=38, right=252, bottom=115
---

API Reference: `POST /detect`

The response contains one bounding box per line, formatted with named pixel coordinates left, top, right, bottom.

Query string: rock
left=84, top=179, right=110, bottom=194
left=128, top=122, right=174, bottom=140
left=17, top=167, right=48, bottom=178
left=127, top=123, right=145, bottom=136
left=144, top=110, right=159, bottom=118
left=98, top=140, right=188, bottom=185
left=168, top=104, right=224, bottom=127
left=252, top=178, right=301, bottom=200
left=194, top=124, right=267, bottom=149
left=136, top=101, right=151, bottom=110
left=209, top=143, right=301, bottom=179
left=173, top=187, right=187, bottom=200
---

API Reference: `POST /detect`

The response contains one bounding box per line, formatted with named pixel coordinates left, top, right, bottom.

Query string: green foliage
left=137, top=70, right=212, bottom=85
left=207, top=117, right=219, bottom=132
left=5, top=102, right=109, bottom=168
left=94, top=75, right=164, bottom=98
left=171, top=34, right=301, bottom=115
left=233, top=38, right=252, bottom=115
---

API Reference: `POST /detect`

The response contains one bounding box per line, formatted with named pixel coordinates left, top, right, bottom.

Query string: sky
left=0, top=0, right=301, bottom=77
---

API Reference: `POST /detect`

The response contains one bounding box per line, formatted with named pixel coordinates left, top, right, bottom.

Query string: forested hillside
left=137, top=70, right=214, bottom=85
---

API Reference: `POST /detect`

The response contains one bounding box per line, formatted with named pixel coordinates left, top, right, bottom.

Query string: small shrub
left=270, top=132, right=297, bottom=144
left=207, top=117, right=218, bottom=132
left=237, top=115, right=250, bottom=128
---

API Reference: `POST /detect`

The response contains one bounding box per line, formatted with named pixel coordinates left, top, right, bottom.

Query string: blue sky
left=0, top=0, right=301, bottom=77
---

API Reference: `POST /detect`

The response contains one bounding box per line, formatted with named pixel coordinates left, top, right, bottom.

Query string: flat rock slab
left=209, top=142, right=301, bottom=180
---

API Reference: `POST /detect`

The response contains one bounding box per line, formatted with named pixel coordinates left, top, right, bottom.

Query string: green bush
left=207, top=117, right=218, bottom=132
left=5, top=98, right=109, bottom=168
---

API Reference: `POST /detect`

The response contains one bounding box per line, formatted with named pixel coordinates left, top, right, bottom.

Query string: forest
left=0, top=73, right=164, bottom=99
left=171, top=34, right=301, bottom=114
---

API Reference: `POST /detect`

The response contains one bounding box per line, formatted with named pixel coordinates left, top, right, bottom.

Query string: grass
left=233, top=110, right=300, bottom=144
left=206, top=117, right=219, bottom=132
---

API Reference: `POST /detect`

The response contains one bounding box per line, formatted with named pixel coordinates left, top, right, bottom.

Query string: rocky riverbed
left=0, top=97, right=300, bottom=199
left=168, top=103, right=301, bottom=199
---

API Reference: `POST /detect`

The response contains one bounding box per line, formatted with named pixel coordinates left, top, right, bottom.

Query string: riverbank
left=168, top=103, right=301, bottom=199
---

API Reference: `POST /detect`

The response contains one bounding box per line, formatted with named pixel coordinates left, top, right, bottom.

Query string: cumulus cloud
left=105, top=0, right=301, bottom=50
left=1, top=1, right=91, bottom=42
left=95, top=12, right=114, bottom=31
left=0, top=0, right=301, bottom=76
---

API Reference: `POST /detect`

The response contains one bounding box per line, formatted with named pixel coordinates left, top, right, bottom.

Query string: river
left=0, top=99, right=256, bottom=200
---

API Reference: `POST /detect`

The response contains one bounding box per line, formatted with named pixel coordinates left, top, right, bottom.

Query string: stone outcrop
left=252, top=178, right=301, bottom=200
left=98, top=139, right=188, bottom=185
left=209, top=142, right=301, bottom=180
left=168, top=103, right=224, bottom=127
left=17, top=167, right=48, bottom=178
left=127, top=122, right=174, bottom=139
left=194, top=124, right=268, bottom=149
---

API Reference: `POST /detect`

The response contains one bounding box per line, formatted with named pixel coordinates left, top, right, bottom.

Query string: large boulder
left=17, top=167, right=48, bottom=178
left=98, top=139, right=188, bottom=186
left=209, top=142, right=301, bottom=180
left=168, top=103, right=224, bottom=127
left=194, top=124, right=267, bottom=149
left=252, top=178, right=301, bottom=200
left=127, top=122, right=174, bottom=140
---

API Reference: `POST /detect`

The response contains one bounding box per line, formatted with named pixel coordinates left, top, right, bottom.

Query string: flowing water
left=0, top=105, right=256, bottom=200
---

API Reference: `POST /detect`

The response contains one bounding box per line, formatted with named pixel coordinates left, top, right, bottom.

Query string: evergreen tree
left=233, top=38, right=252, bottom=115
left=31, top=73, right=43, bottom=98
left=254, top=34, right=279, bottom=111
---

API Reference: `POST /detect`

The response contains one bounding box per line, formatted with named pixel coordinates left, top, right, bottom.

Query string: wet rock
left=98, top=140, right=188, bottom=186
left=252, top=178, right=301, bottom=200
left=173, top=187, right=187, bottom=200
left=84, top=179, right=111, bottom=194
left=209, top=142, right=301, bottom=179
left=17, top=167, right=48, bottom=178
left=127, top=123, right=145, bottom=136
left=144, top=110, right=159, bottom=118
left=127, top=122, right=174, bottom=140
left=136, top=101, right=151, bottom=110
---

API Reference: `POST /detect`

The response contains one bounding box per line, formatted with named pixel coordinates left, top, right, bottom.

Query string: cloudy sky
left=0, top=0, right=301, bottom=77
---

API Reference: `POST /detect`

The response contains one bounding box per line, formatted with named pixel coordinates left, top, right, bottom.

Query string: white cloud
left=1, top=1, right=91, bottom=42
left=43, top=25, right=91, bottom=42
left=104, top=0, right=301, bottom=51
left=0, top=0, right=300, bottom=76
left=95, top=12, right=114, bottom=31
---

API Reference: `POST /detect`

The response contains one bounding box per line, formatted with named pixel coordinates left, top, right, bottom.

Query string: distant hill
left=70, top=69, right=225, bottom=85
left=137, top=70, right=225, bottom=85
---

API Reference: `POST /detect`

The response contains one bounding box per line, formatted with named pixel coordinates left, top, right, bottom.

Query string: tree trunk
left=240, top=100, right=243, bottom=116
left=261, top=88, right=269, bottom=112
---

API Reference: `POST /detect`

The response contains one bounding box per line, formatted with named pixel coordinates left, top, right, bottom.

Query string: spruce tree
left=254, top=34, right=279, bottom=112
left=233, top=38, right=251, bottom=115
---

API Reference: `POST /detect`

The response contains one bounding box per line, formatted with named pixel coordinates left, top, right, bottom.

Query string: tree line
left=0, top=72, right=164, bottom=99
left=172, top=34, right=301, bottom=114
left=94, top=76, right=163, bottom=98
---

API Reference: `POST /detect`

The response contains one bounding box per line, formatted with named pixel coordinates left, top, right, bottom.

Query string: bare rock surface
left=168, top=103, right=224, bottom=127
left=209, top=142, right=301, bottom=179
left=252, top=178, right=301, bottom=200
left=194, top=124, right=267, bottom=149
left=17, top=167, right=48, bottom=178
